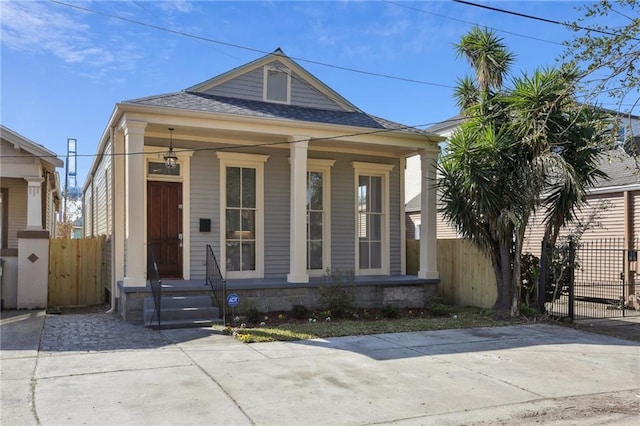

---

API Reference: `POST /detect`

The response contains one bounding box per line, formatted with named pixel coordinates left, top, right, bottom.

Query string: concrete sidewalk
left=1, top=311, right=639, bottom=425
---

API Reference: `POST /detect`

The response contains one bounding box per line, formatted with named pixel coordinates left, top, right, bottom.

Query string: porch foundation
left=118, top=276, right=439, bottom=324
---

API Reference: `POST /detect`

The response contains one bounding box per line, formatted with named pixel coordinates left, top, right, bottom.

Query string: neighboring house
left=406, top=111, right=640, bottom=245
left=522, top=147, right=640, bottom=254
left=83, top=49, right=443, bottom=322
left=0, top=125, right=63, bottom=309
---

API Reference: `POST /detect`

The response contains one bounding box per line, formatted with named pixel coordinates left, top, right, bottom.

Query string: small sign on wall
left=199, top=218, right=211, bottom=232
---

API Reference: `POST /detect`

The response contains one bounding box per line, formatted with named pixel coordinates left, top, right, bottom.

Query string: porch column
left=418, top=147, right=439, bottom=280
left=287, top=137, right=309, bottom=283
left=25, top=176, right=44, bottom=230
left=122, top=120, right=147, bottom=287
left=112, top=127, right=126, bottom=298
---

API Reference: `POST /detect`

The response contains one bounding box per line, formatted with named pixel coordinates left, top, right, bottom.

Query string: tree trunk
left=492, top=243, right=513, bottom=313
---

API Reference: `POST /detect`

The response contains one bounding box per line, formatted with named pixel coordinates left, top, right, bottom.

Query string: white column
left=287, top=137, right=309, bottom=283
left=25, top=176, right=44, bottom=230
left=122, top=120, right=147, bottom=287
left=418, top=147, right=439, bottom=280
left=113, top=128, right=126, bottom=296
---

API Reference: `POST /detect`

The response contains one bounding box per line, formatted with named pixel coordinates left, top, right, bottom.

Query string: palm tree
left=439, top=27, right=609, bottom=316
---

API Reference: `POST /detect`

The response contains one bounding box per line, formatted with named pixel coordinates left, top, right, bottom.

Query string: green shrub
left=428, top=301, right=456, bottom=317
left=380, top=304, right=401, bottom=319
left=245, top=307, right=260, bottom=324
left=291, top=304, right=309, bottom=319
left=319, top=268, right=356, bottom=318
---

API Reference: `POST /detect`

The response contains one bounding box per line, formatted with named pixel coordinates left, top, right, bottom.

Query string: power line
left=0, top=116, right=466, bottom=161
left=384, top=1, right=562, bottom=46
left=453, top=0, right=640, bottom=41
left=48, top=0, right=453, bottom=89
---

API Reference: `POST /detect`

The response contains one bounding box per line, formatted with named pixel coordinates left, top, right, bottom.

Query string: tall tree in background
left=438, top=27, right=608, bottom=316
left=563, top=0, right=640, bottom=153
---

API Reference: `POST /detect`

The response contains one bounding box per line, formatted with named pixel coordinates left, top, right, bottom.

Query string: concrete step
left=143, top=294, right=221, bottom=329
left=146, top=318, right=224, bottom=330
left=144, top=306, right=220, bottom=323
left=144, top=295, right=213, bottom=311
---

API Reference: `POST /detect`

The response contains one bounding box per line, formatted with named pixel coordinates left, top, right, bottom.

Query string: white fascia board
left=588, top=183, right=640, bottom=195
left=0, top=125, right=64, bottom=168
left=119, top=103, right=443, bottom=149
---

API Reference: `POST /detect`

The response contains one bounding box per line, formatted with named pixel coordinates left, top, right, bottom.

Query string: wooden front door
left=147, top=181, right=183, bottom=278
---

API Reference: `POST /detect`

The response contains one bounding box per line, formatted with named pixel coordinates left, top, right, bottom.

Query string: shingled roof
left=122, top=91, right=425, bottom=134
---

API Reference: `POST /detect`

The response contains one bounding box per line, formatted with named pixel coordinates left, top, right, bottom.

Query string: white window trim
left=217, top=152, right=269, bottom=279
left=263, top=65, right=291, bottom=104
left=352, top=162, right=394, bottom=276
left=307, top=159, right=335, bottom=276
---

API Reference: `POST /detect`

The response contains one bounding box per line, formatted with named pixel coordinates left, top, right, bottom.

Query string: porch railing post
left=567, top=240, right=576, bottom=321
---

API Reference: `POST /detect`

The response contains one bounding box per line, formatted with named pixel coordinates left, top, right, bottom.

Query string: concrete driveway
left=1, top=310, right=639, bottom=425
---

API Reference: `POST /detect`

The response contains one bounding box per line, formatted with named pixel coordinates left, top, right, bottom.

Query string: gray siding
left=189, top=147, right=402, bottom=279
left=264, top=150, right=291, bottom=277
left=204, top=60, right=346, bottom=111
left=329, top=158, right=356, bottom=271
left=190, top=150, right=220, bottom=279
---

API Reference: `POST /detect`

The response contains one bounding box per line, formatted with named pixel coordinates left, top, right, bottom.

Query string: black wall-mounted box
left=199, top=218, right=211, bottom=232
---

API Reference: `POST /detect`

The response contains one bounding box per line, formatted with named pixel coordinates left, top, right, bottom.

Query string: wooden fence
left=48, top=236, right=106, bottom=307
left=407, top=238, right=497, bottom=309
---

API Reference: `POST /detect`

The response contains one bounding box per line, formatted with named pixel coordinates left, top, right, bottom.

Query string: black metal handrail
left=147, top=244, right=162, bottom=329
left=206, top=244, right=226, bottom=323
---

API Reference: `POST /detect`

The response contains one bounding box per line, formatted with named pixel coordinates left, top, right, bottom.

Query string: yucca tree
left=439, top=27, right=609, bottom=316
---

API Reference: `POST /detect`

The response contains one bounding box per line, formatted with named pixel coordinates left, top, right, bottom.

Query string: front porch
left=117, top=275, right=439, bottom=324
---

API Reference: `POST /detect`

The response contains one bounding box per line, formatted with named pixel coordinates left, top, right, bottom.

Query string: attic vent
left=264, top=66, right=290, bottom=104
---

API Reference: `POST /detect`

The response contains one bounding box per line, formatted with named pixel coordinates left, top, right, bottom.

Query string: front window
left=217, top=152, right=268, bottom=278
left=225, top=166, right=256, bottom=273
left=353, top=162, right=393, bottom=275
left=306, top=159, right=334, bottom=275
left=307, top=171, right=323, bottom=270
left=358, top=175, right=383, bottom=270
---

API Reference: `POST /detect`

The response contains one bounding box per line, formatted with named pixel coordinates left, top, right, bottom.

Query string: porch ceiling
left=143, top=122, right=421, bottom=158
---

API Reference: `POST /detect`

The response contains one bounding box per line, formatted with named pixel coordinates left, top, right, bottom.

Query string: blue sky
left=0, top=1, right=631, bottom=188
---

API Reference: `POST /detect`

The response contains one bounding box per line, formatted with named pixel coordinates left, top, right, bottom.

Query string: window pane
left=371, top=242, right=382, bottom=269
left=242, top=168, right=256, bottom=208
left=308, top=172, right=323, bottom=210
left=267, top=69, right=288, bottom=102
left=358, top=213, right=367, bottom=239
left=242, top=242, right=256, bottom=271
left=371, top=176, right=382, bottom=213
left=241, top=210, right=255, bottom=239
left=309, top=211, right=323, bottom=240
left=226, top=209, right=240, bottom=238
left=226, top=242, right=240, bottom=271
left=359, top=241, right=369, bottom=269
left=226, top=167, right=240, bottom=207
left=358, top=176, right=368, bottom=212
left=308, top=241, right=323, bottom=270
left=371, top=214, right=381, bottom=241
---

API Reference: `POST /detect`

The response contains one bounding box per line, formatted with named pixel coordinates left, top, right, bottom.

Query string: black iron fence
left=540, top=238, right=639, bottom=320
left=206, top=244, right=226, bottom=323
left=147, top=244, right=162, bottom=329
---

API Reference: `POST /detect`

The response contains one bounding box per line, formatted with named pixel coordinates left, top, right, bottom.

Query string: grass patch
left=218, top=306, right=518, bottom=343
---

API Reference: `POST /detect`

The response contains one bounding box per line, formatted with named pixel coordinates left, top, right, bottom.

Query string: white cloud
left=0, top=1, right=122, bottom=69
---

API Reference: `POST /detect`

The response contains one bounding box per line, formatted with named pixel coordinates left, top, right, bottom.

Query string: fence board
left=407, top=238, right=497, bottom=308
left=48, top=236, right=105, bottom=307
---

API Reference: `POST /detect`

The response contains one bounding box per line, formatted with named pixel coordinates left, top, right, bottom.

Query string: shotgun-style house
left=83, top=49, right=443, bottom=326
left=0, top=125, right=63, bottom=309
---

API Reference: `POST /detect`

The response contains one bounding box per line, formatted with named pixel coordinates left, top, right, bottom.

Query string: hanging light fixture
left=164, top=127, right=178, bottom=169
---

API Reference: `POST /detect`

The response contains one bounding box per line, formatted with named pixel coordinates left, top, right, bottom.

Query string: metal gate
left=541, top=238, right=639, bottom=320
